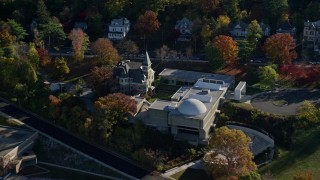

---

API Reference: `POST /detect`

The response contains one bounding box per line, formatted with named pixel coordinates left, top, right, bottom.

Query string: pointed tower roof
left=142, top=51, right=152, bottom=66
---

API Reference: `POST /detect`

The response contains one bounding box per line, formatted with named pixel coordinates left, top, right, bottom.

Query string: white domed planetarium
left=140, top=78, right=231, bottom=145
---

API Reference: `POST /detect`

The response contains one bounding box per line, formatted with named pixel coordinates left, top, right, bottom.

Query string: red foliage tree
left=264, top=33, right=297, bottom=64
left=91, top=38, right=120, bottom=65
left=68, top=28, right=89, bottom=61
left=214, top=35, right=239, bottom=65
left=134, top=10, right=160, bottom=37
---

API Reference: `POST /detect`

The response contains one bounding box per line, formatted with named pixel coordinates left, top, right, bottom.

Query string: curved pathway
left=251, top=89, right=320, bottom=116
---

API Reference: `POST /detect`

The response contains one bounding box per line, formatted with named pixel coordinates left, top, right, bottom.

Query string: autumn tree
left=90, top=66, right=116, bottom=97
left=292, top=171, right=314, bottom=180
left=264, top=33, right=297, bottom=64
left=297, top=101, right=320, bottom=125
left=257, top=65, right=279, bottom=89
left=203, top=127, right=257, bottom=178
left=155, top=45, right=178, bottom=60
left=201, top=0, right=220, bottom=15
left=53, top=57, right=70, bottom=79
left=27, top=43, right=40, bottom=68
left=68, top=29, right=90, bottom=61
left=134, top=10, right=160, bottom=42
left=122, top=40, right=139, bottom=57
left=94, top=93, right=137, bottom=138
left=91, top=38, right=121, bottom=65
left=213, top=35, right=239, bottom=65
left=246, top=20, right=263, bottom=47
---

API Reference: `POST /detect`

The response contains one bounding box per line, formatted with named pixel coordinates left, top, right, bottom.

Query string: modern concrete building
left=234, top=81, right=246, bottom=101
left=108, top=17, right=130, bottom=40
left=0, top=126, right=38, bottom=178
left=113, top=52, right=155, bottom=95
left=139, top=78, right=230, bottom=145
left=159, top=68, right=235, bottom=88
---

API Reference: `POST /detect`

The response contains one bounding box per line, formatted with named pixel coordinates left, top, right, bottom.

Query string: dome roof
left=178, top=98, right=207, bottom=116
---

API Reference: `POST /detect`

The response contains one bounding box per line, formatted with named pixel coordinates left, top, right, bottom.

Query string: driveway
left=251, top=89, right=320, bottom=116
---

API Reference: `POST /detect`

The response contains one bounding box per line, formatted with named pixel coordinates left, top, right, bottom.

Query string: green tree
left=263, top=0, right=289, bottom=27
left=37, top=0, right=51, bottom=24
left=200, top=24, right=212, bottom=45
left=6, top=19, right=28, bottom=41
left=28, top=43, right=40, bottom=68
left=105, top=0, right=130, bottom=18
left=246, top=20, right=263, bottom=47
left=203, top=127, right=257, bottom=178
left=205, top=42, right=224, bottom=70
left=305, top=2, right=320, bottom=22
left=257, top=65, right=279, bottom=89
left=221, top=0, right=241, bottom=21
left=237, top=40, right=254, bottom=65
left=39, top=22, right=66, bottom=50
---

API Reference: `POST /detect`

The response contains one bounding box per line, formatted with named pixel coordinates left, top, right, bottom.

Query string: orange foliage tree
left=68, top=29, right=89, bottom=61
left=214, top=35, right=239, bottom=65
left=134, top=10, right=160, bottom=37
left=94, top=93, right=137, bottom=138
left=201, top=0, right=220, bottom=15
left=203, top=127, right=257, bottom=179
left=91, top=38, right=120, bottom=65
left=264, top=33, right=297, bottom=64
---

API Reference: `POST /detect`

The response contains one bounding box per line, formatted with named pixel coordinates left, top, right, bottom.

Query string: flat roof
left=235, top=81, right=246, bottom=91
left=0, top=126, right=36, bottom=157
left=149, top=99, right=172, bottom=110
left=159, top=68, right=235, bottom=85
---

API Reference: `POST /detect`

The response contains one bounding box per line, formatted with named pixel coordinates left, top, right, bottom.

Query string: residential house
left=113, top=51, right=154, bottom=95
left=229, top=21, right=248, bottom=40
left=303, top=20, right=320, bottom=53
left=74, top=22, right=88, bottom=31
left=108, top=17, right=130, bottom=40
left=260, top=21, right=271, bottom=36
left=0, top=126, right=38, bottom=178
left=276, top=20, right=297, bottom=39
left=175, top=18, right=193, bottom=41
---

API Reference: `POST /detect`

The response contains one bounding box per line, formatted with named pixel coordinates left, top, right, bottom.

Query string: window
left=310, top=31, right=314, bottom=35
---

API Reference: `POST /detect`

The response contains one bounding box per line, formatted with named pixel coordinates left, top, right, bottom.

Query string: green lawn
left=171, top=169, right=211, bottom=180
left=259, top=126, right=320, bottom=179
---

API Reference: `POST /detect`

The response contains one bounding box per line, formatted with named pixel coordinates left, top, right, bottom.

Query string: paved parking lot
left=251, top=89, right=320, bottom=115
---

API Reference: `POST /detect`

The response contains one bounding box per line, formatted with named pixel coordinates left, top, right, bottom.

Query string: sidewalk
left=161, top=159, right=203, bottom=179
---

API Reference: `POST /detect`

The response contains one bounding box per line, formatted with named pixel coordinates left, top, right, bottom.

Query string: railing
left=225, top=121, right=274, bottom=140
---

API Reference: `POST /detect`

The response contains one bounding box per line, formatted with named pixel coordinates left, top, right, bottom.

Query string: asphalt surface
left=251, top=89, right=320, bottom=115
left=0, top=99, right=150, bottom=180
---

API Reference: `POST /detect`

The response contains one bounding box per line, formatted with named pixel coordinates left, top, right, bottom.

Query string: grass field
left=260, top=126, right=320, bottom=179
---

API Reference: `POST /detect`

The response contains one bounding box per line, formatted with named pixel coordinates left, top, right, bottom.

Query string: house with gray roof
left=74, top=22, right=88, bottom=31
left=113, top=51, right=154, bottom=95
left=108, top=17, right=130, bottom=40
left=260, top=21, right=271, bottom=36
left=276, top=20, right=297, bottom=39
left=303, top=20, right=320, bottom=54
left=175, top=18, right=193, bottom=42
left=229, top=21, right=248, bottom=39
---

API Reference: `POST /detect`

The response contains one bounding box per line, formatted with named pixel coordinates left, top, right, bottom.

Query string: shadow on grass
left=260, top=126, right=320, bottom=175
left=171, top=169, right=211, bottom=180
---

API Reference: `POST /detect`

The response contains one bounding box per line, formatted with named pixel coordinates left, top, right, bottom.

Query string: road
left=0, top=99, right=150, bottom=180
